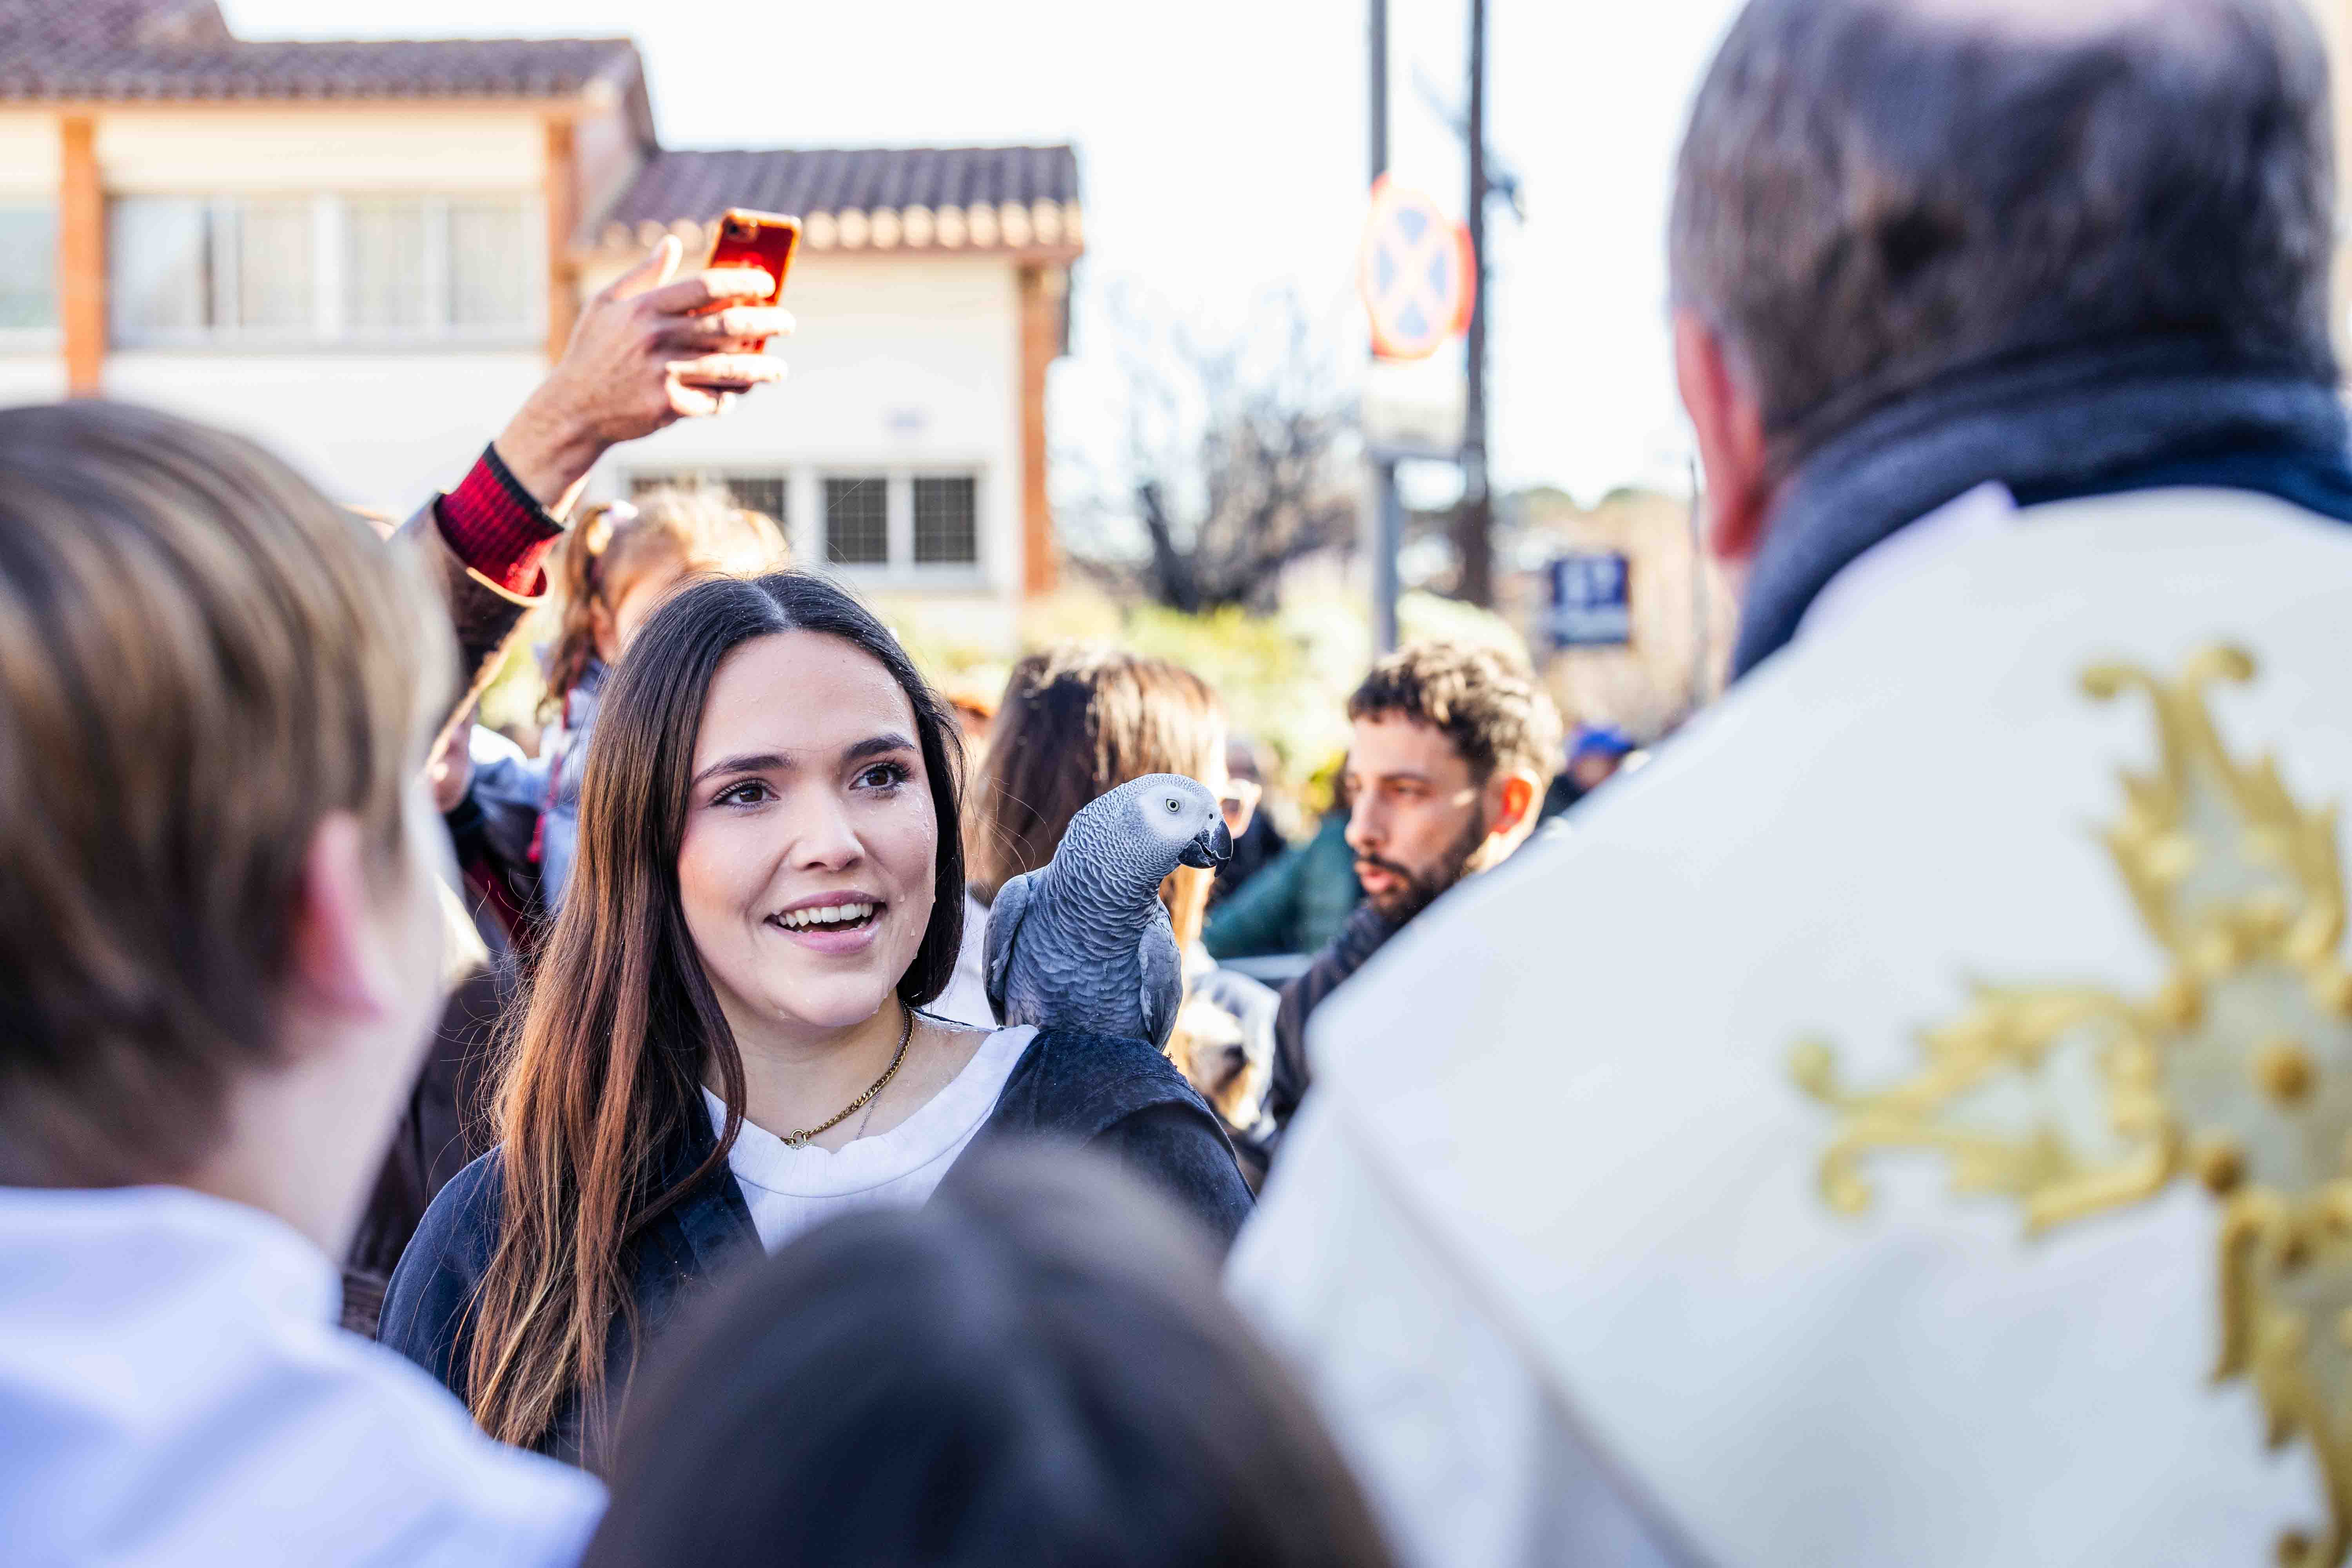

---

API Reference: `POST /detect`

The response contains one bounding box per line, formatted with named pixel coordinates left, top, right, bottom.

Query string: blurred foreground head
left=0, top=401, right=450, bottom=1192
left=1671, top=0, right=2336, bottom=551
left=585, top=1145, right=1395, bottom=1568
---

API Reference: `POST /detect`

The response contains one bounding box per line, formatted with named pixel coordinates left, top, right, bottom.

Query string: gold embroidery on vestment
left=1795, top=645, right=2352, bottom=1567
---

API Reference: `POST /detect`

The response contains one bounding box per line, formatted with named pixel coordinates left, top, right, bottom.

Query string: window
left=723, top=475, right=786, bottom=523
left=109, top=194, right=534, bottom=346
left=232, top=199, right=315, bottom=336
left=448, top=198, right=530, bottom=330
left=825, top=477, right=889, bottom=566
left=627, top=471, right=786, bottom=527
left=109, top=198, right=316, bottom=343
left=913, top=476, right=978, bottom=565
left=345, top=198, right=432, bottom=333
left=0, top=204, right=56, bottom=330
left=109, top=198, right=211, bottom=340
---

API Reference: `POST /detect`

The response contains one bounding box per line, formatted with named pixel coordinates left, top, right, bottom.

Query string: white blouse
left=704, top=1024, right=1036, bottom=1252
left=927, top=890, right=999, bottom=1029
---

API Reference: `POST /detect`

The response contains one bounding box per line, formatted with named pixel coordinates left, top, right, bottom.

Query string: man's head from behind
left=0, top=402, right=452, bottom=1248
left=1343, top=642, right=1562, bottom=926
left=1671, top=0, right=2336, bottom=561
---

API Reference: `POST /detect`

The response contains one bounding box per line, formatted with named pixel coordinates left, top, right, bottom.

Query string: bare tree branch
left=1065, top=284, right=1359, bottom=614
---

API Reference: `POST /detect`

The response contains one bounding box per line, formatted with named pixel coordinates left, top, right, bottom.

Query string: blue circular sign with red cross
left=1356, top=176, right=1476, bottom=361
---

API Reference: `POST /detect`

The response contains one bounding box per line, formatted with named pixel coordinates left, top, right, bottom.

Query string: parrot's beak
left=1180, top=815, right=1234, bottom=869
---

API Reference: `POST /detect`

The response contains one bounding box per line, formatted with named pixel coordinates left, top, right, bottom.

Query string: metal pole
left=1368, top=0, right=1401, bottom=653
left=1375, top=459, right=1401, bottom=652
left=1455, top=0, right=1493, bottom=606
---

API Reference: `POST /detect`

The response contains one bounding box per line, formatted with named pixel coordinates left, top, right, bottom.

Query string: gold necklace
left=780, top=1003, right=914, bottom=1148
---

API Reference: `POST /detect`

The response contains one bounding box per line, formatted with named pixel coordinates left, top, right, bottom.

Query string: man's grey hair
left=1670, top=0, right=2337, bottom=463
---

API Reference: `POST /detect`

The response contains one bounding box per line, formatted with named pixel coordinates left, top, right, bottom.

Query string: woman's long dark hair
left=465, top=571, right=965, bottom=1454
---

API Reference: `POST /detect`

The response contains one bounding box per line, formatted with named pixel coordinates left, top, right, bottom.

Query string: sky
left=221, top=0, right=1746, bottom=503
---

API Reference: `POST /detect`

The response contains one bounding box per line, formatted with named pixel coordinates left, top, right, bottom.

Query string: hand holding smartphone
left=697, top=208, right=799, bottom=344
left=679, top=207, right=799, bottom=395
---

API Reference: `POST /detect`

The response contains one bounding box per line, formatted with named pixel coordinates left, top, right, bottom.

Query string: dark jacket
left=1267, top=902, right=1401, bottom=1140
left=378, top=1027, right=1253, bottom=1465
left=340, top=936, right=510, bottom=1334
left=1208, top=811, right=1287, bottom=907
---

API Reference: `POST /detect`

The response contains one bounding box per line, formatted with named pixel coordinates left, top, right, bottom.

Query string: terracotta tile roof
left=593, top=146, right=1084, bottom=256
left=0, top=0, right=641, bottom=102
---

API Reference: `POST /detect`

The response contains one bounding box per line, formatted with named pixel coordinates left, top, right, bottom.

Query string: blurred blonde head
left=544, top=483, right=788, bottom=714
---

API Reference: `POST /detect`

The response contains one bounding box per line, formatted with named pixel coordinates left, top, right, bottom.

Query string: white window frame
left=107, top=192, right=543, bottom=351
left=830, top=465, right=987, bottom=587
left=619, top=463, right=990, bottom=588
left=0, top=199, right=61, bottom=351
left=908, top=470, right=984, bottom=574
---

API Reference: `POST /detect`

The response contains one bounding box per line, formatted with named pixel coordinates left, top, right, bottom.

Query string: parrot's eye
left=1165, top=799, right=1180, bottom=812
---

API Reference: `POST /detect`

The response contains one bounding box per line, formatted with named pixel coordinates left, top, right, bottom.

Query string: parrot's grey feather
left=982, top=773, right=1226, bottom=1045
left=1138, top=900, right=1182, bottom=1050
left=983, top=871, right=1036, bottom=1022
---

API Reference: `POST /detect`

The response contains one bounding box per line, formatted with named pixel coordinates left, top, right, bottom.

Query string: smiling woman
left=376, top=571, right=1253, bottom=1466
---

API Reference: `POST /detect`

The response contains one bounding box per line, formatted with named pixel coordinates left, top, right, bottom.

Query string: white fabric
left=0, top=1183, right=602, bottom=1568
left=1229, top=487, right=2352, bottom=1568
left=930, top=890, right=998, bottom=1029
left=708, top=1024, right=1034, bottom=1252
left=1794, top=477, right=2016, bottom=642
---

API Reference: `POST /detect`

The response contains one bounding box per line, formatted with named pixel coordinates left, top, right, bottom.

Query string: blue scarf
left=1732, top=339, right=2352, bottom=677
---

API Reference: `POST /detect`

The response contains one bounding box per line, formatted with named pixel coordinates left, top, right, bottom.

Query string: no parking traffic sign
left=1356, top=176, right=1475, bottom=361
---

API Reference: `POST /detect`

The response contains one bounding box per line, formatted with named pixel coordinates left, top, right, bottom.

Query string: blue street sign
left=1548, top=552, right=1631, bottom=647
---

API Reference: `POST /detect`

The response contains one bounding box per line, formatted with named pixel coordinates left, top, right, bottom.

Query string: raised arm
left=397, top=236, right=794, bottom=748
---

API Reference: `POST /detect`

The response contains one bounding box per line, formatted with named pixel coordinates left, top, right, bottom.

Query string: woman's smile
left=765, top=890, right=888, bottom=954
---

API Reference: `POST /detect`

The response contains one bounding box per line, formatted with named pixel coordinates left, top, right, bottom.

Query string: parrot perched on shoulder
left=984, top=773, right=1233, bottom=1049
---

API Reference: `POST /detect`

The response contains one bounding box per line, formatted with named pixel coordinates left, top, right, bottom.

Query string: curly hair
left=1345, top=641, right=1562, bottom=784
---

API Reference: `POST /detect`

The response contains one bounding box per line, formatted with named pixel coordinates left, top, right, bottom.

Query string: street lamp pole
left=1455, top=0, right=1493, bottom=607
left=1368, top=0, right=1401, bottom=653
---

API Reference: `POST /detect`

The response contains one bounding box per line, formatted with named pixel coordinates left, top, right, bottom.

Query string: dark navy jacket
left=377, top=1027, right=1253, bottom=1464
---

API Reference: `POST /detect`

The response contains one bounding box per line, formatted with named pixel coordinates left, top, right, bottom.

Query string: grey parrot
left=984, top=773, right=1233, bottom=1049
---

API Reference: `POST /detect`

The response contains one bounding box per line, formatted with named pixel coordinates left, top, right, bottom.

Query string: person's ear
left=1673, top=309, right=1772, bottom=564
left=283, top=812, right=398, bottom=1034
left=1487, top=768, right=1540, bottom=841
left=588, top=596, right=621, bottom=665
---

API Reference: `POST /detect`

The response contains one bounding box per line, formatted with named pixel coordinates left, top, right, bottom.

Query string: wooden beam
left=543, top=117, right=578, bottom=364
left=58, top=114, right=101, bottom=397
left=1016, top=262, right=1063, bottom=597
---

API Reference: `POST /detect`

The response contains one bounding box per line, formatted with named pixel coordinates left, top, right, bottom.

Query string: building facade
left=0, top=0, right=1080, bottom=633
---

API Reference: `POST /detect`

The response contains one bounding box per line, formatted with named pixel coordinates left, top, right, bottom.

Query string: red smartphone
left=695, top=207, right=799, bottom=353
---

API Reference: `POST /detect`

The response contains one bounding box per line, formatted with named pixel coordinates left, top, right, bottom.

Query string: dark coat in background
left=1267, top=901, right=1401, bottom=1142
left=1208, top=811, right=1287, bottom=908
left=1205, top=812, right=1363, bottom=962
left=379, top=1027, right=1254, bottom=1465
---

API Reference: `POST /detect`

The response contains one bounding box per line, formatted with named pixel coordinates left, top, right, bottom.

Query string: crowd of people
left=8, top=0, right=2352, bottom=1562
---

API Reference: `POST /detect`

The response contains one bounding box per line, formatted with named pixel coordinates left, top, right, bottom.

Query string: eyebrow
left=844, top=731, right=918, bottom=764
left=690, top=732, right=918, bottom=790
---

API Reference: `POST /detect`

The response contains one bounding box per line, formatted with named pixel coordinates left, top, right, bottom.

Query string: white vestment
left=1231, top=486, right=2352, bottom=1567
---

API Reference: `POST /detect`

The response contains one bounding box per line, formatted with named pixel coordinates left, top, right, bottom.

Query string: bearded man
left=1263, top=643, right=1560, bottom=1143
left=1230, top=2, right=2352, bottom=1565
